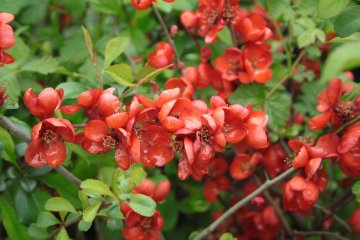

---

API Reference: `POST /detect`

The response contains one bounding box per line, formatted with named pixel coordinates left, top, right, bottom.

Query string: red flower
left=234, top=12, right=272, bottom=43
left=338, top=122, right=360, bottom=176
left=349, top=209, right=360, bottom=233
left=24, top=88, right=64, bottom=120
left=165, top=78, right=194, bottom=99
left=131, top=0, right=153, bottom=10
left=133, top=179, right=171, bottom=203
left=0, top=49, right=14, bottom=66
left=122, top=206, right=164, bottom=240
left=283, top=175, right=319, bottom=211
left=309, top=78, right=352, bottom=130
left=0, top=13, right=15, bottom=50
left=25, top=118, right=74, bottom=168
left=148, top=42, right=174, bottom=69
left=0, top=85, right=8, bottom=108
left=230, top=153, right=262, bottom=180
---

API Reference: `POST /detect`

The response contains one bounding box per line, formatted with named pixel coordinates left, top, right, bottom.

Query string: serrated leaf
left=317, top=0, right=350, bottom=18
left=37, top=212, right=60, bottom=228
left=228, top=83, right=265, bottom=107
left=104, top=63, right=134, bottom=86
left=56, top=227, right=70, bottom=240
left=80, top=179, right=114, bottom=197
left=127, top=194, right=156, bottom=217
left=104, top=36, right=130, bottom=67
left=265, top=90, right=291, bottom=132
left=334, top=6, right=360, bottom=38
left=82, top=201, right=101, bottom=223
left=45, top=197, right=77, bottom=213
left=321, top=41, right=360, bottom=83
left=21, top=57, right=59, bottom=74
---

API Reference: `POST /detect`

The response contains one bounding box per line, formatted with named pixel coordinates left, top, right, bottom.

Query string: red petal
left=305, top=157, right=322, bottom=179
left=43, top=140, right=67, bottom=168
left=38, top=88, right=61, bottom=117
left=60, top=105, right=82, bottom=114
left=178, top=156, right=190, bottom=180
left=293, top=146, right=308, bottom=169
left=184, top=137, right=194, bottom=165
left=338, top=126, right=360, bottom=153
left=97, top=93, right=120, bottom=118
left=155, top=88, right=181, bottom=107
left=84, top=120, right=108, bottom=141
left=289, top=176, right=307, bottom=191
left=302, top=181, right=319, bottom=202
left=327, top=78, right=342, bottom=107
left=115, top=146, right=131, bottom=170
left=308, top=112, right=332, bottom=130
left=24, top=142, right=46, bottom=168
left=153, top=180, right=171, bottom=203
left=246, top=124, right=269, bottom=149
left=106, top=112, right=129, bottom=129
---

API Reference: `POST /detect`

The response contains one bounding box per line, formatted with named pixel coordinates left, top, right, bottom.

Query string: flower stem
left=151, top=4, right=181, bottom=71
left=193, top=167, right=296, bottom=240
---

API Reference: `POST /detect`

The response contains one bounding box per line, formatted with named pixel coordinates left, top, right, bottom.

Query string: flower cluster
left=23, top=87, right=270, bottom=181
left=0, top=13, right=15, bottom=66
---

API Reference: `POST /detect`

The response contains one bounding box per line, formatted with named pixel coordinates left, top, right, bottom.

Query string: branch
left=151, top=4, right=181, bottom=71
left=0, top=116, right=82, bottom=186
left=193, top=167, right=296, bottom=240
left=314, top=204, right=351, bottom=232
left=293, top=231, right=350, bottom=240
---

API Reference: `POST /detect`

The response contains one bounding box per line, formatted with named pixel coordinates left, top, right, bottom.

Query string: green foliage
left=112, top=164, right=147, bottom=196
left=124, top=193, right=157, bottom=217
left=104, top=36, right=130, bottom=67
left=317, top=0, right=350, bottom=19
left=334, top=6, right=360, bottom=38
left=80, top=179, right=115, bottom=197
left=36, top=212, right=60, bottom=228
left=104, top=64, right=135, bottom=86
left=352, top=181, right=360, bottom=204
left=44, top=197, right=77, bottom=213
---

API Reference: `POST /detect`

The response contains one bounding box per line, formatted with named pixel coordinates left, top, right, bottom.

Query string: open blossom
left=25, top=118, right=74, bottom=168
left=283, top=175, right=319, bottom=211
left=24, top=88, right=64, bottom=120
left=148, top=42, right=174, bottom=69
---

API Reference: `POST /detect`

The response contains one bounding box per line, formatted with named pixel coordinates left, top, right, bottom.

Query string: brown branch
left=151, top=4, right=181, bottom=71
left=193, top=167, right=296, bottom=240
left=293, top=230, right=350, bottom=240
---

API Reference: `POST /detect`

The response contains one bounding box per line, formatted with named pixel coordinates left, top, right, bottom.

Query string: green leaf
left=56, top=82, right=88, bottom=99
left=82, top=26, right=95, bottom=61
left=297, top=29, right=317, bottom=48
left=37, top=212, right=60, bottom=228
left=45, top=197, right=77, bottom=213
left=126, top=194, right=156, bottom=217
left=107, top=204, right=124, bottom=220
left=228, top=83, right=265, bottom=107
left=112, top=165, right=147, bottom=196
left=352, top=181, right=360, bottom=203
left=266, top=0, right=292, bottom=19
left=220, top=233, right=236, bottom=240
left=0, top=198, right=31, bottom=240
left=28, top=223, right=50, bottom=239
left=104, top=36, right=130, bottom=67
left=21, top=57, right=59, bottom=74
left=321, top=41, right=360, bottom=83
left=265, top=90, right=291, bottom=132
left=78, top=219, right=92, bottom=232
left=330, top=32, right=360, bottom=43
left=80, top=179, right=114, bottom=197
left=82, top=201, right=102, bottom=223
left=341, top=89, right=360, bottom=101
left=0, top=127, right=16, bottom=164
left=334, top=6, right=360, bottom=38
left=317, top=0, right=350, bottom=18
left=104, top=63, right=134, bottom=86
left=78, top=190, right=89, bottom=209
left=56, top=227, right=70, bottom=240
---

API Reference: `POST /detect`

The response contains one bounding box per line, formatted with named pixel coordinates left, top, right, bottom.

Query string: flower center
left=334, top=101, right=353, bottom=122
left=103, top=136, right=116, bottom=150
left=197, top=127, right=213, bottom=144
left=172, top=140, right=184, bottom=152
left=140, top=217, right=153, bottom=230
left=41, top=129, right=57, bottom=145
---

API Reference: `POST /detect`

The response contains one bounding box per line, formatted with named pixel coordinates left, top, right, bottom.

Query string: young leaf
left=36, top=212, right=60, bottom=228
left=78, top=219, right=92, bottom=232
left=81, top=26, right=95, bottom=61
left=45, top=197, right=77, bottom=213
left=127, top=194, right=156, bottom=217
left=82, top=201, right=102, bottom=223
left=352, top=181, right=360, bottom=203
left=104, top=63, right=134, bottom=86
left=0, top=127, right=16, bottom=164
left=317, top=0, right=350, bottom=19
left=80, top=179, right=114, bottom=197
left=55, top=227, right=70, bottom=240
left=220, top=233, right=236, bottom=240
left=104, top=36, right=130, bottom=67
left=334, top=6, right=360, bottom=38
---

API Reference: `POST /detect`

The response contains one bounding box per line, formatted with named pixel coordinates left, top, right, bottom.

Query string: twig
left=314, top=204, right=351, bottom=232
left=0, top=116, right=31, bottom=143
left=0, top=116, right=82, bottom=187
left=151, top=4, right=181, bottom=71
left=48, top=217, right=80, bottom=239
left=55, top=166, right=82, bottom=186
left=314, top=189, right=355, bottom=229
left=335, top=115, right=360, bottom=134
left=193, top=167, right=296, bottom=240
left=293, top=230, right=349, bottom=240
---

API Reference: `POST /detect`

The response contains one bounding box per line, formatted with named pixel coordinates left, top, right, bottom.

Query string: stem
left=193, top=167, right=296, bottom=240
left=314, top=204, right=351, bottom=232
left=293, top=231, right=349, bottom=240
left=151, top=4, right=181, bottom=71
left=0, top=116, right=31, bottom=143
left=0, top=116, right=82, bottom=187
left=335, top=115, right=360, bottom=134
left=55, top=166, right=82, bottom=186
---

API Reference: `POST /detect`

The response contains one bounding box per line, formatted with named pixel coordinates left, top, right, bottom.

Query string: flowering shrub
left=1, top=0, right=360, bottom=240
